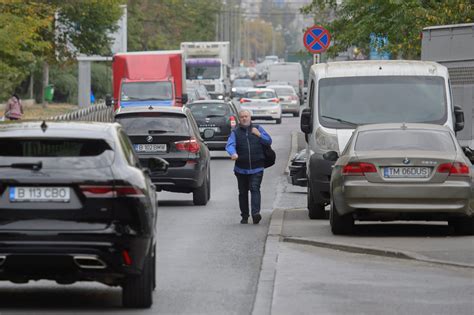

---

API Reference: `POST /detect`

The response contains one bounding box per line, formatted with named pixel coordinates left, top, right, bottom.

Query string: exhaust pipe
left=72, top=255, right=107, bottom=269
left=0, top=255, right=6, bottom=266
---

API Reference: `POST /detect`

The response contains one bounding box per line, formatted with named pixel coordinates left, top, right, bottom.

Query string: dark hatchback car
left=115, top=106, right=211, bottom=205
left=0, top=121, right=168, bottom=308
left=186, top=100, right=239, bottom=150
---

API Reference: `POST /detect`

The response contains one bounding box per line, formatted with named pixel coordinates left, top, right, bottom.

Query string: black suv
left=186, top=100, right=239, bottom=150
left=0, top=121, right=167, bottom=308
left=115, top=106, right=211, bottom=205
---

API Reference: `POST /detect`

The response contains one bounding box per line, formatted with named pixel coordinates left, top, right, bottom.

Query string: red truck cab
left=109, top=51, right=187, bottom=112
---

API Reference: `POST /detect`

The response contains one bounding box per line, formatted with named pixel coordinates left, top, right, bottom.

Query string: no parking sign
left=303, top=25, right=331, bottom=54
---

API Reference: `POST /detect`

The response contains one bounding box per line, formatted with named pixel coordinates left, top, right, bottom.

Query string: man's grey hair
left=239, top=109, right=251, bottom=117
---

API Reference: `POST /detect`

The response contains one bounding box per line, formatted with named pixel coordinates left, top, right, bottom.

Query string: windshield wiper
left=206, top=114, right=224, bottom=118
left=140, top=98, right=170, bottom=101
left=321, top=115, right=358, bottom=127
left=0, top=161, right=43, bottom=170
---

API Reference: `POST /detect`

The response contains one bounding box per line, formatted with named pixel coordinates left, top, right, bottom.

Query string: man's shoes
left=240, top=218, right=248, bottom=224
left=252, top=214, right=262, bottom=224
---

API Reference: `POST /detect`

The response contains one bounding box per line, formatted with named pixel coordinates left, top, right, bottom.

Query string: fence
left=49, top=102, right=114, bottom=122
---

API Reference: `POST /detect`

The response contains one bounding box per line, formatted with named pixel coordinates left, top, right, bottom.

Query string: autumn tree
left=0, top=0, right=123, bottom=101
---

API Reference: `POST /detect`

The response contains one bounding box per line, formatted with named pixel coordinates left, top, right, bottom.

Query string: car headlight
left=270, top=110, right=278, bottom=114
left=315, top=127, right=339, bottom=151
left=232, top=88, right=236, bottom=92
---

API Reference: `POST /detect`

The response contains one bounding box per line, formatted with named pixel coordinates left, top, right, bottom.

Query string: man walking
left=226, top=110, right=272, bottom=224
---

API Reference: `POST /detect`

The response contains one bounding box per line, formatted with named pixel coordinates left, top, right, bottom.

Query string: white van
left=268, top=62, right=304, bottom=104
left=300, top=60, right=465, bottom=219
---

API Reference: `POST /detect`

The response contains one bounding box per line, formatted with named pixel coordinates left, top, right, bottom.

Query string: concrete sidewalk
left=281, top=208, right=474, bottom=268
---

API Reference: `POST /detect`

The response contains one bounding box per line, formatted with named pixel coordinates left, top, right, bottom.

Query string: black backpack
left=254, top=125, right=276, bottom=168
left=262, top=143, right=276, bottom=168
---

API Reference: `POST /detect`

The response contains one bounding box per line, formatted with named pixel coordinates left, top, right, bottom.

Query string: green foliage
left=0, top=0, right=123, bottom=101
left=55, top=0, right=123, bottom=58
left=0, top=0, right=53, bottom=100
left=49, top=64, right=78, bottom=104
left=301, top=0, right=474, bottom=59
left=127, top=0, right=222, bottom=51
left=91, top=63, right=112, bottom=100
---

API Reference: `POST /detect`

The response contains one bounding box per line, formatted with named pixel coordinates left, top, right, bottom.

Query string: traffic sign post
left=303, top=25, right=331, bottom=57
left=313, top=54, right=320, bottom=64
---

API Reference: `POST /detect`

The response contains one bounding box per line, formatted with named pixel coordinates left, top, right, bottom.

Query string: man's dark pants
left=234, top=171, right=263, bottom=219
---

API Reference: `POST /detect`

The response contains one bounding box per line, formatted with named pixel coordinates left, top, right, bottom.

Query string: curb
left=283, top=236, right=474, bottom=269
left=251, top=209, right=285, bottom=315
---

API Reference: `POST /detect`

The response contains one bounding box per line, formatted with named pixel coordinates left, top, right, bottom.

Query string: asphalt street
left=0, top=114, right=300, bottom=314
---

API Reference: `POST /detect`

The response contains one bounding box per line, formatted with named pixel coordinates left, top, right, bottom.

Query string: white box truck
left=421, top=23, right=474, bottom=149
left=180, top=41, right=231, bottom=99
left=268, top=62, right=305, bottom=104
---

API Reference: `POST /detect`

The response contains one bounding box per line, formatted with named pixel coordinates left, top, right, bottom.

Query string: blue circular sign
left=303, top=26, right=331, bottom=54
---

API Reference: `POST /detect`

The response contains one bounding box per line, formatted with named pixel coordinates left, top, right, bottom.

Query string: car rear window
left=269, top=87, right=295, bottom=96
left=355, top=129, right=456, bottom=152
left=116, top=113, right=189, bottom=134
left=0, top=138, right=112, bottom=157
left=246, top=91, right=276, bottom=99
left=187, top=103, right=232, bottom=118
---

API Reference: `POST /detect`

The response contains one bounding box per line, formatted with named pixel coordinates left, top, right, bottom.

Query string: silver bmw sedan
left=328, top=123, right=474, bottom=235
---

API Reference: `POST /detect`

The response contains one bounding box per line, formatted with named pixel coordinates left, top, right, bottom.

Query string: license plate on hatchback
left=10, top=187, right=71, bottom=202
left=134, top=144, right=167, bottom=153
left=383, top=167, right=431, bottom=178
left=199, top=127, right=220, bottom=133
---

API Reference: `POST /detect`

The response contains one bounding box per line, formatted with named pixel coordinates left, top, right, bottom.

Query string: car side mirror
left=462, top=146, right=474, bottom=162
left=454, top=105, right=464, bottom=132
left=203, top=129, right=215, bottom=139
left=323, top=151, right=339, bottom=162
left=300, top=108, right=312, bottom=134
left=148, top=157, right=169, bottom=172
left=177, top=93, right=188, bottom=105
left=105, top=94, right=113, bottom=107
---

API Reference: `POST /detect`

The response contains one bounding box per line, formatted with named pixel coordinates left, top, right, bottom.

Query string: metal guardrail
left=49, top=102, right=114, bottom=122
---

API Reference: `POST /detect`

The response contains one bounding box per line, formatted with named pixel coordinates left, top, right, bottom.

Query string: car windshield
left=318, top=76, right=447, bottom=128
left=116, top=114, right=189, bottom=135
left=233, top=80, right=254, bottom=87
left=186, top=63, right=221, bottom=80
left=355, top=129, right=456, bottom=151
left=268, top=87, right=295, bottom=96
left=187, top=103, right=231, bottom=119
left=246, top=91, right=276, bottom=99
left=121, top=81, right=173, bottom=101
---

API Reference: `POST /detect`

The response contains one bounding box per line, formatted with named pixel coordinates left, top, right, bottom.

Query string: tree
left=301, top=0, right=474, bottom=59
left=0, top=0, right=123, bottom=101
left=127, top=0, right=221, bottom=51
left=0, top=1, right=53, bottom=99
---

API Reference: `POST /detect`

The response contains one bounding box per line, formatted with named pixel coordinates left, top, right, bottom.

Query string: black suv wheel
left=122, top=251, right=154, bottom=308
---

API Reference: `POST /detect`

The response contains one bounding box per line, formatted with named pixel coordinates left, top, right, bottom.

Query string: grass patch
left=22, top=103, right=78, bottom=120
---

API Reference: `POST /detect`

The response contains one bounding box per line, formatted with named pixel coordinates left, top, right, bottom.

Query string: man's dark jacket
left=233, top=125, right=265, bottom=170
